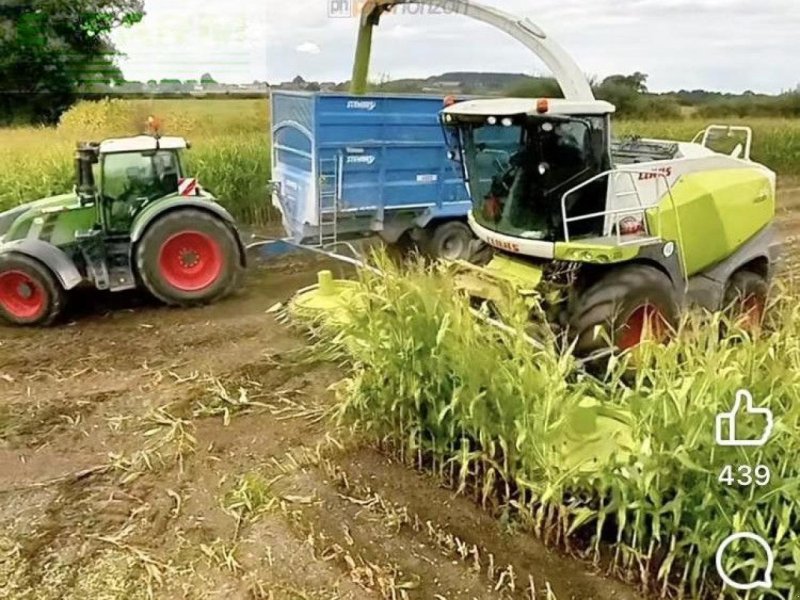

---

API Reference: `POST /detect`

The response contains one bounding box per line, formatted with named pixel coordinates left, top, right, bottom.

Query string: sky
left=111, top=0, right=800, bottom=93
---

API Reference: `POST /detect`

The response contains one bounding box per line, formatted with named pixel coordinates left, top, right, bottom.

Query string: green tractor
left=441, top=98, right=782, bottom=354
left=0, top=135, right=245, bottom=326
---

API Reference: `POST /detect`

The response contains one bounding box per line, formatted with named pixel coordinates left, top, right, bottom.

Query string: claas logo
left=485, top=236, right=520, bottom=253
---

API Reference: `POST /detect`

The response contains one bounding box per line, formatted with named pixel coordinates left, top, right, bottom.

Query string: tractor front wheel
left=137, top=210, right=242, bottom=306
left=723, top=270, right=768, bottom=333
left=0, top=254, right=65, bottom=326
left=568, top=264, right=679, bottom=355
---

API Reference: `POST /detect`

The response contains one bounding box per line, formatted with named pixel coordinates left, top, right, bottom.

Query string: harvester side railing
left=691, top=125, right=753, bottom=161
left=560, top=169, right=688, bottom=289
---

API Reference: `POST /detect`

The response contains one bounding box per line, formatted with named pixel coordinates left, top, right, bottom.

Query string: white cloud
left=296, top=42, right=321, bottom=54
left=113, top=0, right=800, bottom=93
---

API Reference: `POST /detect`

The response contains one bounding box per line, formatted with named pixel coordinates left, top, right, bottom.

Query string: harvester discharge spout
left=350, top=0, right=595, bottom=101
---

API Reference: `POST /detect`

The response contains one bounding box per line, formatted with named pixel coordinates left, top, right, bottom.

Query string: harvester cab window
left=461, top=114, right=610, bottom=241
left=537, top=117, right=610, bottom=235
left=469, top=125, right=525, bottom=201
left=101, top=151, right=181, bottom=232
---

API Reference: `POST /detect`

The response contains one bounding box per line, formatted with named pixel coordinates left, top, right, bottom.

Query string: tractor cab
left=443, top=98, right=616, bottom=251
left=76, top=135, right=190, bottom=233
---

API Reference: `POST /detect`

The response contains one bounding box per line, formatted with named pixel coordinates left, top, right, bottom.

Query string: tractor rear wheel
left=723, top=270, right=768, bottom=333
left=425, top=221, right=474, bottom=261
left=568, top=264, right=679, bottom=355
left=136, top=210, right=242, bottom=306
left=0, top=254, right=64, bottom=326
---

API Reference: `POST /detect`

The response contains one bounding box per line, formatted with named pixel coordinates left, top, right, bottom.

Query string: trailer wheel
left=723, top=270, right=768, bottom=333
left=426, top=221, right=474, bottom=261
left=0, top=253, right=65, bottom=326
left=137, top=209, right=243, bottom=306
left=568, top=264, right=679, bottom=355
left=384, top=232, right=417, bottom=263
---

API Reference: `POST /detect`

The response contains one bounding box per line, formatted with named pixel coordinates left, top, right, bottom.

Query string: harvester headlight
left=444, top=114, right=453, bottom=123
left=619, top=216, right=644, bottom=235
left=501, top=117, right=513, bottom=127
left=487, top=116, right=497, bottom=125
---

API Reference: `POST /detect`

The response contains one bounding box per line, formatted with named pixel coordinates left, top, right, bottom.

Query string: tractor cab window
left=460, top=115, right=608, bottom=241
left=101, top=151, right=181, bottom=232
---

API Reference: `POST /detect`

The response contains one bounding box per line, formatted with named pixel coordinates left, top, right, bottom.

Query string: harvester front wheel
left=723, top=270, right=768, bottom=332
left=137, top=210, right=242, bottom=306
left=568, top=264, right=679, bottom=355
left=0, top=254, right=65, bottom=326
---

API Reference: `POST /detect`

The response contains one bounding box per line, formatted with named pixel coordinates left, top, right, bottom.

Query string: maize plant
left=317, top=257, right=800, bottom=599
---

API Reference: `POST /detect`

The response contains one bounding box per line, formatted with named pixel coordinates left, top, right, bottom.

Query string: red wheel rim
left=0, top=270, right=46, bottom=320
left=158, top=231, right=223, bottom=292
left=739, top=294, right=765, bottom=332
left=618, top=304, right=669, bottom=351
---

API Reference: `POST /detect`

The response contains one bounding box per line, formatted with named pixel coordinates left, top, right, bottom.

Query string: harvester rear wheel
left=568, top=264, right=679, bottom=355
left=723, top=270, right=768, bottom=333
left=0, top=253, right=64, bottom=326
left=137, top=210, right=242, bottom=306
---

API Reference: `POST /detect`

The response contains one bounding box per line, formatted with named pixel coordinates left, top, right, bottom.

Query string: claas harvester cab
left=0, top=133, right=245, bottom=326
left=442, top=98, right=782, bottom=354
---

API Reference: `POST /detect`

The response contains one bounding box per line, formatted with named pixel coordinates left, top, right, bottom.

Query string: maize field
left=2, top=98, right=800, bottom=598
left=1, top=99, right=800, bottom=225
left=310, top=257, right=800, bottom=599
left=0, top=98, right=273, bottom=224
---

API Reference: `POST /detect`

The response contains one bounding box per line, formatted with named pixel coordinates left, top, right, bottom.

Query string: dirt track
left=1, top=184, right=799, bottom=600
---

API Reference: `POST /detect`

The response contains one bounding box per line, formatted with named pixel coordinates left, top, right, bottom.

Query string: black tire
left=136, top=209, right=243, bottom=306
left=568, top=264, right=679, bottom=355
left=723, top=270, right=768, bottom=331
left=424, top=221, right=475, bottom=261
left=0, top=253, right=65, bottom=326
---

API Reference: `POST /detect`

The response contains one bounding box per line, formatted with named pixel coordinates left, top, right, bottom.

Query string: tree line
left=504, top=72, right=800, bottom=119
left=0, top=0, right=145, bottom=124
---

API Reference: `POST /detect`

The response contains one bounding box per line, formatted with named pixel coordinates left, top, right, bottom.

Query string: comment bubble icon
left=715, top=532, right=774, bottom=591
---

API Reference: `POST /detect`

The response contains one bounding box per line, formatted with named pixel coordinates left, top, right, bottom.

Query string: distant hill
left=367, top=72, right=551, bottom=95
left=432, top=72, right=533, bottom=89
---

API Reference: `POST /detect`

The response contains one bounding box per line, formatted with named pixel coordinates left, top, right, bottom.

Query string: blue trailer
left=270, top=91, right=479, bottom=260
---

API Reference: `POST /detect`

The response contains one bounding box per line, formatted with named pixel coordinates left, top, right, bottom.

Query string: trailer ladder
left=317, top=155, right=342, bottom=247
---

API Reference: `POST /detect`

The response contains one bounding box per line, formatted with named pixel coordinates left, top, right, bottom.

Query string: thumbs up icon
left=715, top=390, right=774, bottom=447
